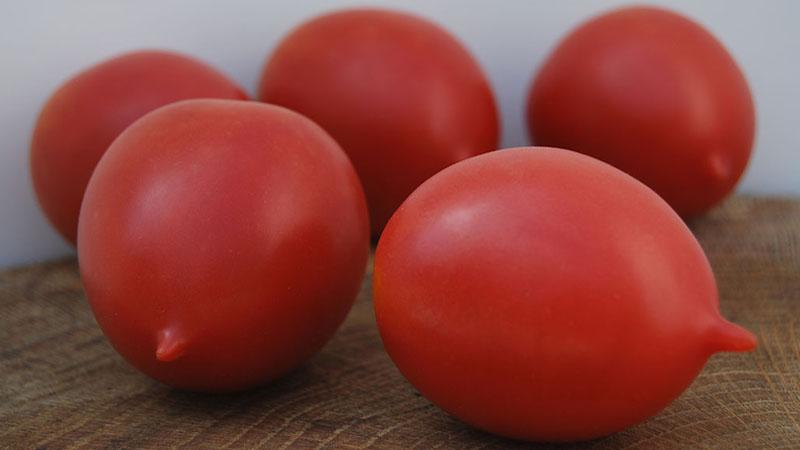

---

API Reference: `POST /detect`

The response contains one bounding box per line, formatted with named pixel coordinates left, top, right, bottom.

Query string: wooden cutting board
left=1, top=196, right=798, bottom=449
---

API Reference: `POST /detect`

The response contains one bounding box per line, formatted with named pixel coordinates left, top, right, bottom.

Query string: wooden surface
left=1, top=196, right=799, bottom=449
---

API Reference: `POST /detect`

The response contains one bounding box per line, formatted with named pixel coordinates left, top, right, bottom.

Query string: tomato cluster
left=30, top=5, right=756, bottom=443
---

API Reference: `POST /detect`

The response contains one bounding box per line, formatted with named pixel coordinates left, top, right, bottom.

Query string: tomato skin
left=78, top=99, right=369, bottom=392
left=374, top=148, right=756, bottom=442
left=31, top=50, right=247, bottom=245
left=259, top=8, right=499, bottom=236
left=527, top=6, right=755, bottom=217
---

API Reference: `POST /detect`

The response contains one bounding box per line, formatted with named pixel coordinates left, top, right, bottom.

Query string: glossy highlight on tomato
left=78, top=99, right=370, bottom=392
left=31, top=50, right=247, bottom=245
left=527, top=6, right=755, bottom=217
left=374, top=147, right=756, bottom=442
left=259, top=8, right=499, bottom=236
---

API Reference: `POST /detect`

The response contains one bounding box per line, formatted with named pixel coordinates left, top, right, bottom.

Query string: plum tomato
left=78, top=99, right=370, bottom=392
left=374, top=147, right=756, bottom=442
left=259, top=8, right=499, bottom=236
left=31, top=50, right=247, bottom=245
left=527, top=6, right=755, bottom=217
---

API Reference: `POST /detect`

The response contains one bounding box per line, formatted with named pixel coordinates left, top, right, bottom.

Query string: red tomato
left=78, top=99, right=369, bottom=392
left=259, top=8, right=499, bottom=236
left=527, top=6, right=755, bottom=217
left=374, top=147, right=756, bottom=442
left=31, top=50, right=247, bottom=245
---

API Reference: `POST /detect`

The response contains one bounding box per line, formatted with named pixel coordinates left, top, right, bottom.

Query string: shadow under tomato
left=156, top=362, right=319, bottom=418
left=434, top=414, right=619, bottom=450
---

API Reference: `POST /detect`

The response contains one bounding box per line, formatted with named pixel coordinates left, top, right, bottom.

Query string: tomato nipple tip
left=156, top=329, right=188, bottom=362
left=708, top=153, right=733, bottom=182
left=710, top=319, right=757, bottom=353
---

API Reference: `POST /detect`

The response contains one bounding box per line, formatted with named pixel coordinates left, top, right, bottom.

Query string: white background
left=1, top=0, right=798, bottom=267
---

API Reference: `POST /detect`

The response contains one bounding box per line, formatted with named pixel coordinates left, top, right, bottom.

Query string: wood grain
left=1, top=196, right=798, bottom=449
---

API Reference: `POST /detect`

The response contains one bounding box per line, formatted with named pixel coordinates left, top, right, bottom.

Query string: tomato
left=374, top=147, right=756, bottom=442
left=78, top=99, right=369, bottom=392
left=527, top=6, right=755, bottom=217
left=258, top=8, right=499, bottom=236
left=31, top=50, right=247, bottom=245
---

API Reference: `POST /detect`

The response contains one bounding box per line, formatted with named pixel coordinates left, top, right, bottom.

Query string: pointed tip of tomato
left=155, top=328, right=188, bottom=362
left=709, top=319, right=757, bottom=353
left=707, top=153, right=733, bottom=183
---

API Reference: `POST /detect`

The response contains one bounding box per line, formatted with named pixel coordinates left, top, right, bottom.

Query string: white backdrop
left=1, top=0, right=798, bottom=267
